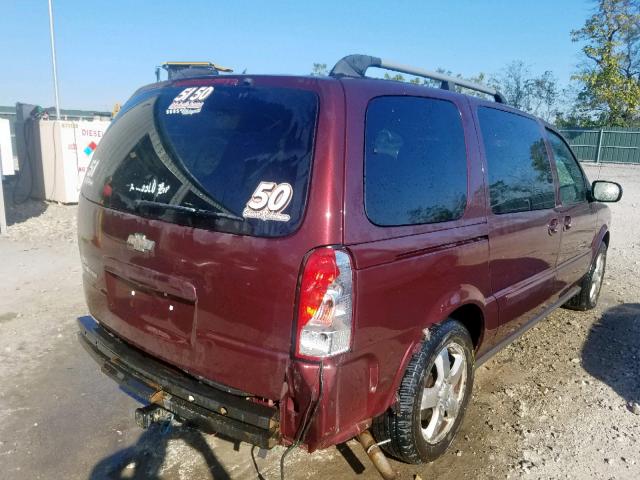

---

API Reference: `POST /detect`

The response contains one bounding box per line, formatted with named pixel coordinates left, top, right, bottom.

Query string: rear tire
left=564, top=242, right=607, bottom=311
left=371, top=320, right=474, bottom=464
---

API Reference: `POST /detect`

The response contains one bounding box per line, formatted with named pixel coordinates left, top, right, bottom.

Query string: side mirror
left=591, top=181, right=623, bottom=203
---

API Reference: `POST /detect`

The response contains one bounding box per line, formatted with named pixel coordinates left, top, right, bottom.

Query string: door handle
left=563, top=215, right=572, bottom=230
left=548, top=218, right=559, bottom=235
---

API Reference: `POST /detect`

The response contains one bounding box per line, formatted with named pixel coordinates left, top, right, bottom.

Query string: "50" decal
left=243, top=182, right=293, bottom=222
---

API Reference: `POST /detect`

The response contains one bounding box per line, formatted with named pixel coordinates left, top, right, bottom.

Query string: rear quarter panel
left=338, top=80, right=496, bottom=420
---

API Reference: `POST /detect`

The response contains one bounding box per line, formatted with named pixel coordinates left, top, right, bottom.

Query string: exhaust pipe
left=357, top=430, right=396, bottom=480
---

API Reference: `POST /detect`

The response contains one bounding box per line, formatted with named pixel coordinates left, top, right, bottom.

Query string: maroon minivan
left=77, top=54, right=622, bottom=471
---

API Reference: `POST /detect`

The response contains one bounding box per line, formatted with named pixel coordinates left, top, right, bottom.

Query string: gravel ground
left=0, top=163, right=638, bottom=480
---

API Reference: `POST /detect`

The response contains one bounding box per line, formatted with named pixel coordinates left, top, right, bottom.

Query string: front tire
left=372, top=320, right=474, bottom=464
left=564, top=242, right=607, bottom=311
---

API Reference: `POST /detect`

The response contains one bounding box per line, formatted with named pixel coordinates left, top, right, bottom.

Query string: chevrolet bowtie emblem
left=126, top=233, right=155, bottom=254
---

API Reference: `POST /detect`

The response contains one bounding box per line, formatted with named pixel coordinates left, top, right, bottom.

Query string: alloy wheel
left=589, top=251, right=605, bottom=303
left=420, top=341, right=467, bottom=444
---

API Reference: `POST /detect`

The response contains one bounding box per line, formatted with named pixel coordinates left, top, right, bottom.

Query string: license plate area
left=105, top=271, right=196, bottom=346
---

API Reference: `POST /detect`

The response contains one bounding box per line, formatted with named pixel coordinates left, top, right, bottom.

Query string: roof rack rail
left=329, top=54, right=506, bottom=104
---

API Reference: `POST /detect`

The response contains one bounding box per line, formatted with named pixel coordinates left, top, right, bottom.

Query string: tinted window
left=364, top=96, right=467, bottom=226
left=82, top=85, right=318, bottom=237
left=547, top=129, right=587, bottom=205
left=478, top=108, right=555, bottom=214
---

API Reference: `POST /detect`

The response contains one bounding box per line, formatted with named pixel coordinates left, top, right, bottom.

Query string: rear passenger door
left=476, top=107, right=561, bottom=339
left=545, top=129, right=596, bottom=290
left=342, top=86, right=499, bottom=360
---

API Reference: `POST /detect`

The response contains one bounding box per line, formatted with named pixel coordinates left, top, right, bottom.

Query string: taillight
left=296, top=247, right=354, bottom=358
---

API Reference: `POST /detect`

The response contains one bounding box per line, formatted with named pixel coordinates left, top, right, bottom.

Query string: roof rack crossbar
left=329, top=54, right=506, bottom=104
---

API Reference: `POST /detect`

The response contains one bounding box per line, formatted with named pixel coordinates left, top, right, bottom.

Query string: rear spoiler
left=329, top=54, right=506, bottom=104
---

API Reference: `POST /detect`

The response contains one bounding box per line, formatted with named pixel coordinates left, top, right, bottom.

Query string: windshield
left=82, top=83, right=319, bottom=237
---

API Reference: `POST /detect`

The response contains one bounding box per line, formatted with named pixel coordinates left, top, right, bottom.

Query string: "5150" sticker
left=243, top=182, right=293, bottom=222
left=166, top=86, right=215, bottom=115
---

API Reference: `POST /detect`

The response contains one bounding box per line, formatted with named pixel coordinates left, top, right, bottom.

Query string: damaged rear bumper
left=77, top=315, right=280, bottom=449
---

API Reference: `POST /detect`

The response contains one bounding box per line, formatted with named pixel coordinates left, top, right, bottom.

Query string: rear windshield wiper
left=135, top=200, right=245, bottom=222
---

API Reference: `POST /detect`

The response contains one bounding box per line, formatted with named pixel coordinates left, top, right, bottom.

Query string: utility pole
left=48, top=0, right=61, bottom=119
left=0, top=160, right=6, bottom=235
left=595, top=128, right=604, bottom=163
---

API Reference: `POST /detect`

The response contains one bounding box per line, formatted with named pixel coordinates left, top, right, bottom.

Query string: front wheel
left=372, top=320, right=474, bottom=464
left=564, top=242, right=607, bottom=311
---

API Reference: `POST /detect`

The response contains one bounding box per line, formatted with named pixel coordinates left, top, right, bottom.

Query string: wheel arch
left=592, top=225, right=610, bottom=256
left=422, top=283, right=490, bottom=352
left=448, top=303, right=485, bottom=351
left=378, top=284, right=491, bottom=417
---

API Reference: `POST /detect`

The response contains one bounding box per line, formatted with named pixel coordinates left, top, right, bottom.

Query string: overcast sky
left=0, top=0, right=594, bottom=111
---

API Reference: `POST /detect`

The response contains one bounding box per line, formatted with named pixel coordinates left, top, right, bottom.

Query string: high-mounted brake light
left=172, top=78, right=240, bottom=87
left=296, top=247, right=353, bottom=358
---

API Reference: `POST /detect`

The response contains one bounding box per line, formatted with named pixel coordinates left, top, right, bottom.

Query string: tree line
left=311, top=0, right=640, bottom=128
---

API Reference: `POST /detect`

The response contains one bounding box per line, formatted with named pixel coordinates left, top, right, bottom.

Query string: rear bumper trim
left=77, top=315, right=280, bottom=449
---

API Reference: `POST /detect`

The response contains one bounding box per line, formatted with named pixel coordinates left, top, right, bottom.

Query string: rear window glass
left=364, top=96, right=468, bottom=226
left=82, top=84, right=318, bottom=237
left=478, top=107, right=556, bottom=214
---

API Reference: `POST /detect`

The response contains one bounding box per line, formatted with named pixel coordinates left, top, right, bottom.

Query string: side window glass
left=546, top=130, right=587, bottom=205
left=478, top=108, right=556, bottom=214
left=364, top=96, right=468, bottom=226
